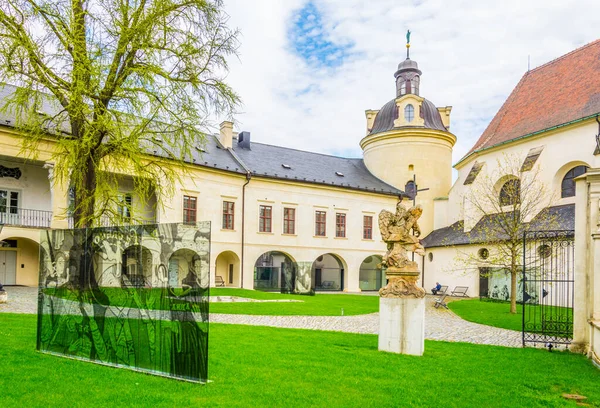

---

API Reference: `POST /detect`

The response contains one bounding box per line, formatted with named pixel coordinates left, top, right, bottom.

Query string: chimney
left=219, top=121, right=233, bottom=149
left=238, top=131, right=251, bottom=149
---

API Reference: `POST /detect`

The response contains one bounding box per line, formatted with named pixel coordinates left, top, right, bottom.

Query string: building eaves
left=422, top=204, right=575, bottom=248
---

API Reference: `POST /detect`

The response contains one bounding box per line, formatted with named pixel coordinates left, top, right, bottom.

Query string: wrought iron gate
left=522, top=230, right=575, bottom=347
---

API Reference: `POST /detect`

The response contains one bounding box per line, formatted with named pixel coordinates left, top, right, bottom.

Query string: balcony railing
left=67, top=215, right=157, bottom=229
left=0, top=208, right=53, bottom=228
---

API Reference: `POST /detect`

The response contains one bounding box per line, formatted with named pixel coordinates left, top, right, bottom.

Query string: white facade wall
left=0, top=158, right=52, bottom=213
left=426, top=118, right=599, bottom=292
left=444, top=120, right=598, bottom=228
left=423, top=246, right=480, bottom=297
left=0, top=121, right=398, bottom=290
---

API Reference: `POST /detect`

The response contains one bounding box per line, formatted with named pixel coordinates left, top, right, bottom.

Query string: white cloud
left=222, top=0, right=600, bottom=168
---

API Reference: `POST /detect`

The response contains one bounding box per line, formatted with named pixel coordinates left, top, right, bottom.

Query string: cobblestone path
left=1, top=286, right=521, bottom=348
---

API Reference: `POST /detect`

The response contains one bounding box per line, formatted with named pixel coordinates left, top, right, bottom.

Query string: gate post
left=572, top=170, right=600, bottom=362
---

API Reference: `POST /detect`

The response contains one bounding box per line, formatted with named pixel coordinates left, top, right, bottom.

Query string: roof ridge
left=528, top=38, right=600, bottom=74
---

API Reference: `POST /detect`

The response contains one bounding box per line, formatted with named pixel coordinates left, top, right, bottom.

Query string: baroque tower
left=361, top=39, right=456, bottom=236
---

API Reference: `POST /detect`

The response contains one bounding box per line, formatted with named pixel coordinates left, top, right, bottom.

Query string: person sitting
left=431, top=282, right=442, bottom=295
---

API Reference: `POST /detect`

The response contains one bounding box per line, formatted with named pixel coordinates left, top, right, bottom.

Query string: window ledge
left=257, top=231, right=274, bottom=235
left=282, top=233, right=297, bottom=236
left=334, top=237, right=348, bottom=240
left=220, top=228, right=236, bottom=232
left=362, top=238, right=374, bottom=242
left=313, top=235, right=327, bottom=238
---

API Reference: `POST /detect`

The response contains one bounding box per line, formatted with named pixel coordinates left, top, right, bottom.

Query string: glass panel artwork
left=36, top=222, right=211, bottom=383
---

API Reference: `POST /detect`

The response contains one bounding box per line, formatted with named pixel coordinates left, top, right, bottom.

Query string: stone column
left=573, top=169, right=600, bottom=364
left=378, top=266, right=425, bottom=356
left=572, top=175, right=590, bottom=350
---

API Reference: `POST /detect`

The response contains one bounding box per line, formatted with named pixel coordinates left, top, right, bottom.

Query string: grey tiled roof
left=422, top=204, right=575, bottom=248
left=231, top=138, right=402, bottom=195
left=0, top=84, right=401, bottom=196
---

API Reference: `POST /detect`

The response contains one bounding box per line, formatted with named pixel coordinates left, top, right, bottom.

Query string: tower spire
left=395, top=31, right=421, bottom=97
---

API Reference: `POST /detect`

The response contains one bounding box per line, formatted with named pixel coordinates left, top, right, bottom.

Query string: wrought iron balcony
left=67, top=215, right=157, bottom=229
left=0, top=208, right=53, bottom=228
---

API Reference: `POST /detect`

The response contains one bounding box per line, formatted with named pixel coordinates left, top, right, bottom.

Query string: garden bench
left=451, top=286, right=469, bottom=297
left=215, top=275, right=226, bottom=287
left=321, top=281, right=338, bottom=290
left=434, top=294, right=449, bottom=309
left=432, top=285, right=448, bottom=295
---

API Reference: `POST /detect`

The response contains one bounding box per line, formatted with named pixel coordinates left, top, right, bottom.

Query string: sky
left=221, top=0, right=600, bottom=166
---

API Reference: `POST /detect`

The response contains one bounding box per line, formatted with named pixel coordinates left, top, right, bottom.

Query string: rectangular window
left=183, top=195, right=197, bottom=224
left=0, top=189, right=19, bottom=214
left=222, top=201, right=234, bottom=230
left=363, top=215, right=373, bottom=239
left=118, top=193, right=132, bottom=221
left=259, top=205, right=272, bottom=232
left=336, top=213, right=346, bottom=238
left=315, top=211, right=326, bottom=236
left=283, top=207, right=295, bottom=234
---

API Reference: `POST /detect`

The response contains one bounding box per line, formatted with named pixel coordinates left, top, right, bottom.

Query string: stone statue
left=378, top=198, right=425, bottom=298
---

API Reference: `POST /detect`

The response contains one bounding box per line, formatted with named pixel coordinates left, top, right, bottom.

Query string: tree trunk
left=510, top=268, right=518, bottom=314
left=508, top=246, right=518, bottom=314
left=74, top=156, right=97, bottom=228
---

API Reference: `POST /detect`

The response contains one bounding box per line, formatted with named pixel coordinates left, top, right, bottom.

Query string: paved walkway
left=0, top=286, right=521, bottom=348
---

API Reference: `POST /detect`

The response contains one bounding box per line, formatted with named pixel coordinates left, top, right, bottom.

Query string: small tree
left=0, top=0, right=239, bottom=227
left=455, top=153, right=557, bottom=314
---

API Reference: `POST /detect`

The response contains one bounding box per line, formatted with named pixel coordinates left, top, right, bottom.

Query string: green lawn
left=209, top=288, right=379, bottom=315
left=45, top=287, right=380, bottom=316
left=1, top=313, right=599, bottom=407
left=448, top=299, right=573, bottom=332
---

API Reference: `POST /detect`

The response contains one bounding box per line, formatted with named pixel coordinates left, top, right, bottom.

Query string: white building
left=0, top=50, right=456, bottom=291
left=422, top=39, right=600, bottom=298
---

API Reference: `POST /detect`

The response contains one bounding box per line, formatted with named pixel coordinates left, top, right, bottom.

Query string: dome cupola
left=394, top=30, right=421, bottom=97
left=395, top=58, right=421, bottom=97
left=360, top=31, right=456, bottom=236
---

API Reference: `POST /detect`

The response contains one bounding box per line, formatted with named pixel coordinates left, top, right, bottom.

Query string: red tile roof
left=460, top=39, right=600, bottom=164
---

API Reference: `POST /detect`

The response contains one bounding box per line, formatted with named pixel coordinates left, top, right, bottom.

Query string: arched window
left=404, top=104, right=414, bottom=122
left=399, top=81, right=406, bottom=95
left=410, top=76, right=420, bottom=95
left=561, top=165, right=587, bottom=198
left=499, top=179, right=521, bottom=206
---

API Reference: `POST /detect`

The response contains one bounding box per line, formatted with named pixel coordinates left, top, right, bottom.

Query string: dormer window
left=335, top=172, right=344, bottom=177
left=404, top=104, right=415, bottom=122
left=281, top=164, right=291, bottom=169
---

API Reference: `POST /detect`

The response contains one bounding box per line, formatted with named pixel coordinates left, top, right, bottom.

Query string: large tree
left=457, top=153, right=557, bottom=314
left=0, top=0, right=239, bottom=227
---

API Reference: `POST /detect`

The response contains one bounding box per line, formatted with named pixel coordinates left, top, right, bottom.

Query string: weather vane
left=406, top=29, right=411, bottom=59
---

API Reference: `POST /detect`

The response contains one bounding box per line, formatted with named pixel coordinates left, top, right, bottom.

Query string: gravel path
left=0, top=286, right=522, bottom=348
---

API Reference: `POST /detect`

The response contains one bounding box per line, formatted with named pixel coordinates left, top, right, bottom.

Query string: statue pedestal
left=378, top=266, right=425, bottom=356
left=379, top=296, right=425, bottom=355
left=0, top=290, right=7, bottom=304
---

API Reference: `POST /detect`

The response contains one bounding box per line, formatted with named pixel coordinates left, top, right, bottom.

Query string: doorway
left=0, top=250, right=17, bottom=285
